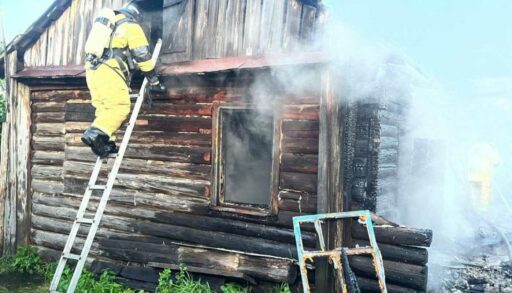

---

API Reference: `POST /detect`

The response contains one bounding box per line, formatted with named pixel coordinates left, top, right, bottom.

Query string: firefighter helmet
left=117, top=1, right=143, bottom=22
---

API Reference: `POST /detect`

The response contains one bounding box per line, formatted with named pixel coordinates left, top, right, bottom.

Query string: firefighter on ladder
left=81, top=1, right=165, bottom=158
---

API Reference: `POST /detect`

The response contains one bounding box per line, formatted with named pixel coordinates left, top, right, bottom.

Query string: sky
left=0, top=0, right=54, bottom=42
left=327, top=0, right=512, bottom=101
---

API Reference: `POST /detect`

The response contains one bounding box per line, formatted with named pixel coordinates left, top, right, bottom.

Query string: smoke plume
left=319, top=1, right=512, bottom=289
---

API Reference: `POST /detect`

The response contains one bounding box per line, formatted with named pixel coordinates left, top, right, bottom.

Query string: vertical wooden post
left=0, top=47, right=9, bottom=256
left=15, top=83, right=31, bottom=247
left=0, top=119, right=7, bottom=255
left=0, top=50, right=31, bottom=256
left=316, top=67, right=344, bottom=292
left=2, top=51, right=18, bottom=255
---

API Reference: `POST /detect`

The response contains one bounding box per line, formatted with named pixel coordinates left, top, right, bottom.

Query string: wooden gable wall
left=161, top=0, right=320, bottom=63
left=23, top=0, right=321, bottom=67
left=24, top=0, right=131, bottom=67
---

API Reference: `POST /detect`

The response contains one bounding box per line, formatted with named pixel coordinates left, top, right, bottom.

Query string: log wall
left=341, top=98, right=428, bottom=292
left=28, top=68, right=322, bottom=285
left=350, top=221, right=432, bottom=292
left=374, top=100, right=405, bottom=219
left=347, top=99, right=405, bottom=219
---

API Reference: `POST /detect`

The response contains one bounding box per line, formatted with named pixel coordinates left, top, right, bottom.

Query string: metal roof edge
left=13, top=52, right=330, bottom=79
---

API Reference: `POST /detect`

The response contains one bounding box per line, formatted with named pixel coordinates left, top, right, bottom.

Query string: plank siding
left=24, top=0, right=131, bottom=67
left=22, top=0, right=320, bottom=67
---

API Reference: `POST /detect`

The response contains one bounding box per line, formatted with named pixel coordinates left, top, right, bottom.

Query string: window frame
left=210, top=101, right=281, bottom=217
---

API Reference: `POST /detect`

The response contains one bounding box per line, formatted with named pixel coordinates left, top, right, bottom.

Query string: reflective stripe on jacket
left=111, top=14, right=155, bottom=73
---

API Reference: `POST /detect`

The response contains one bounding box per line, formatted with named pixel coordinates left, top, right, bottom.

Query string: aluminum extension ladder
left=49, top=39, right=163, bottom=293
left=293, top=210, right=388, bottom=293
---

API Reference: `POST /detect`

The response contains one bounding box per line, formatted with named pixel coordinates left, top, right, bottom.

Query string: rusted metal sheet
left=13, top=65, right=86, bottom=78
left=158, top=52, right=328, bottom=74
left=14, top=52, right=329, bottom=78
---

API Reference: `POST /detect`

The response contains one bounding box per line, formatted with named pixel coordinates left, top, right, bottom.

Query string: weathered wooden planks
left=161, top=0, right=194, bottom=63
left=0, top=57, right=33, bottom=254
left=352, top=223, right=433, bottom=247
left=32, top=192, right=316, bottom=246
left=351, top=239, right=428, bottom=266
left=32, top=203, right=298, bottom=259
left=349, top=256, right=428, bottom=291
left=283, top=0, right=303, bottom=50
left=23, top=0, right=132, bottom=67
left=31, top=228, right=298, bottom=283
left=348, top=220, right=432, bottom=291
left=21, top=0, right=321, bottom=67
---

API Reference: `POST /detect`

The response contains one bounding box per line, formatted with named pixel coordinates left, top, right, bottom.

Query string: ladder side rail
left=293, top=211, right=388, bottom=293
left=364, top=212, right=387, bottom=292
left=313, top=220, right=326, bottom=251
left=65, top=39, right=163, bottom=293
left=49, top=156, right=103, bottom=291
left=293, top=217, right=311, bottom=293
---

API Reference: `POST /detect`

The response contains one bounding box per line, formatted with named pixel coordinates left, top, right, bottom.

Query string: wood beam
left=316, top=67, right=344, bottom=292
left=1, top=50, right=32, bottom=255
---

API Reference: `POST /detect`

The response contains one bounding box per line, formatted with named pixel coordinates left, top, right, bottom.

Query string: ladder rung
left=106, top=153, right=118, bottom=158
left=129, top=94, right=139, bottom=99
left=303, top=249, right=341, bottom=258
left=63, top=253, right=81, bottom=260
left=346, top=247, right=374, bottom=256
left=302, top=247, right=374, bottom=259
left=89, top=185, right=106, bottom=190
left=76, top=217, right=94, bottom=224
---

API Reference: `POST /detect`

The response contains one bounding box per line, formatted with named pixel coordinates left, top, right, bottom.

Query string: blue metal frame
left=293, top=210, right=388, bottom=293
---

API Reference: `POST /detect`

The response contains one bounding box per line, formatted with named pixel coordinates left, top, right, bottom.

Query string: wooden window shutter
left=162, top=0, right=193, bottom=63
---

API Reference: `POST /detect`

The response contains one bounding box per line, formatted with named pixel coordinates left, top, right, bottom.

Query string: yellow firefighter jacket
left=85, top=13, right=155, bottom=138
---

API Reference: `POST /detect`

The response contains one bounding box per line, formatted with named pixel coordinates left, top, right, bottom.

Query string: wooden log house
left=0, top=0, right=432, bottom=291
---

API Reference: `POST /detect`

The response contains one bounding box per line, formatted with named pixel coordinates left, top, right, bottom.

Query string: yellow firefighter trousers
left=85, top=59, right=130, bottom=139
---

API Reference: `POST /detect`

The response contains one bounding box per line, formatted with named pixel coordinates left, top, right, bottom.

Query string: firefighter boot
left=81, top=127, right=115, bottom=158
left=106, top=141, right=119, bottom=155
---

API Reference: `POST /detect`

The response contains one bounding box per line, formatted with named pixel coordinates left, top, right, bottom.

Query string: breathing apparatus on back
left=84, top=8, right=117, bottom=67
left=84, top=1, right=142, bottom=69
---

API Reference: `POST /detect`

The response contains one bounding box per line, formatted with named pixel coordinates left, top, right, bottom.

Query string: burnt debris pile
left=439, top=222, right=512, bottom=293
left=441, top=257, right=512, bottom=292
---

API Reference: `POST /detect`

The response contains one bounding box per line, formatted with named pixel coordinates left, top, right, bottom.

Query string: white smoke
left=320, top=0, right=512, bottom=289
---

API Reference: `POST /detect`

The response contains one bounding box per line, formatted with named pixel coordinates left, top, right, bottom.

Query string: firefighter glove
left=148, top=82, right=166, bottom=93
left=145, top=70, right=166, bottom=93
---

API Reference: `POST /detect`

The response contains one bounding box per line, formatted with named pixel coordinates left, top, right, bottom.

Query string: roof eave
left=13, top=52, right=330, bottom=80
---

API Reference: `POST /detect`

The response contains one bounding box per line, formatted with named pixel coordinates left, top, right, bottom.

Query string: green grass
left=220, top=283, right=253, bottom=293
left=156, top=265, right=213, bottom=293
left=0, top=246, right=138, bottom=293
left=273, top=283, right=292, bottom=293
left=1, top=246, right=292, bottom=293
